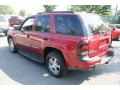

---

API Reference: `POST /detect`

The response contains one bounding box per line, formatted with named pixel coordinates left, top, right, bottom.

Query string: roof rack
left=37, top=11, right=74, bottom=14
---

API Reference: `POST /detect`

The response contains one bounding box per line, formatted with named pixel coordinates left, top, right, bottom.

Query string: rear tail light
left=79, top=40, right=88, bottom=48
left=77, top=39, right=89, bottom=56
left=77, top=39, right=101, bottom=62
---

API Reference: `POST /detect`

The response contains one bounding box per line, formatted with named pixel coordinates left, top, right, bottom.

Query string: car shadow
left=0, top=46, right=120, bottom=85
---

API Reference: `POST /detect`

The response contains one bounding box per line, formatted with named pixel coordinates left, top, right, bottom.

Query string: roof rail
left=37, top=11, right=74, bottom=14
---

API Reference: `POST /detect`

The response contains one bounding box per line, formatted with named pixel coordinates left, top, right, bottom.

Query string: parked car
left=9, top=16, right=23, bottom=26
left=0, top=15, right=10, bottom=36
left=7, top=11, right=114, bottom=77
left=109, top=25, right=120, bottom=41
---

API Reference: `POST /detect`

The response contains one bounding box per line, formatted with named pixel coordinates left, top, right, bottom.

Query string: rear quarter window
left=55, top=15, right=84, bottom=36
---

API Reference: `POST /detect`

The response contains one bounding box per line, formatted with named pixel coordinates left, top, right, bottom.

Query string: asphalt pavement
left=0, top=35, right=120, bottom=85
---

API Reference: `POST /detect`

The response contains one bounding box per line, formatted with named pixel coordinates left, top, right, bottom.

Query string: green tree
left=43, top=5, right=56, bottom=12
left=0, top=5, right=14, bottom=14
left=70, top=5, right=111, bottom=15
left=19, top=9, right=26, bottom=17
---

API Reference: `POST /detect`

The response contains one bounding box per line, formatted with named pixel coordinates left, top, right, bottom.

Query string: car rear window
left=79, top=14, right=110, bottom=35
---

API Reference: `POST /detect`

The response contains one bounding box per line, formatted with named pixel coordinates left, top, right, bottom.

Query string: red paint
left=111, top=28, right=120, bottom=40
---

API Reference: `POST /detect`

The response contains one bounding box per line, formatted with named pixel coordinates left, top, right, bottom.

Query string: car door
left=14, top=17, right=35, bottom=51
left=27, top=15, right=51, bottom=56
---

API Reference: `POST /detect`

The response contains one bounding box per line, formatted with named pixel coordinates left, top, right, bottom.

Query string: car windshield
left=10, top=16, right=19, bottom=19
left=79, top=13, right=110, bottom=35
left=0, top=16, right=6, bottom=22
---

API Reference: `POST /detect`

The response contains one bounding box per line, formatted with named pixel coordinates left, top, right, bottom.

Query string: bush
left=102, top=15, right=120, bottom=24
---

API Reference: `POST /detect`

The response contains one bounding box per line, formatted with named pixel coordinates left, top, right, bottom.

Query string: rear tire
left=8, top=38, right=17, bottom=53
left=46, top=51, right=68, bottom=78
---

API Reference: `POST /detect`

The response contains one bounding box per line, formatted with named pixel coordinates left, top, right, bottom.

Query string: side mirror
left=112, top=27, right=116, bottom=30
left=109, top=25, right=116, bottom=31
left=13, top=25, right=20, bottom=30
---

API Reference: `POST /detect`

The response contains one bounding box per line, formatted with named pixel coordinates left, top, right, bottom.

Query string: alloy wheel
left=9, top=39, right=15, bottom=52
left=48, top=57, right=60, bottom=74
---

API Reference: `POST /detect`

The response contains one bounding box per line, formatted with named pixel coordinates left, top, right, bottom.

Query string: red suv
left=109, top=25, right=120, bottom=40
left=7, top=11, right=114, bottom=77
left=9, top=16, right=23, bottom=26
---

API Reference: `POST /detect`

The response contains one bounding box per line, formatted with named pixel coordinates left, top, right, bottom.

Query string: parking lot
left=0, top=35, right=120, bottom=85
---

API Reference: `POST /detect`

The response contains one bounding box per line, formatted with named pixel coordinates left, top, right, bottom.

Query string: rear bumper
left=68, top=47, right=114, bottom=70
left=81, top=46, right=114, bottom=70
left=100, top=47, right=114, bottom=64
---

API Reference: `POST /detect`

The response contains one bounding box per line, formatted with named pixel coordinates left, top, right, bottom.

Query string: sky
left=0, top=0, right=120, bottom=15
left=11, top=5, right=68, bottom=15
left=0, top=0, right=69, bottom=15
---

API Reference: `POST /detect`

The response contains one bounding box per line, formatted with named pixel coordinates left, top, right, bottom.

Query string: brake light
left=78, top=40, right=89, bottom=56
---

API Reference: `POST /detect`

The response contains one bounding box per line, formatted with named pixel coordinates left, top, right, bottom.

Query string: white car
left=0, top=15, right=10, bottom=36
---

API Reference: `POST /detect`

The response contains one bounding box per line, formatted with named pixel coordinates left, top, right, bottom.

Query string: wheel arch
left=43, top=47, right=67, bottom=65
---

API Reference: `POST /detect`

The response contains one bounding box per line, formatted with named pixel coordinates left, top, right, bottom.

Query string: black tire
left=117, top=34, right=120, bottom=41
left=46, top=51, right=68, bottom=78
left=8, top=38, right=17, bottom=53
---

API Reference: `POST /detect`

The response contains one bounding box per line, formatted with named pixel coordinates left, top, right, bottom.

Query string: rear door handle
left=43, top=37, right=48, bottom=40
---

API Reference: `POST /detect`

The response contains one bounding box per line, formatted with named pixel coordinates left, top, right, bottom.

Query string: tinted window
left=10, top=16, right=19, bottom=19
left=80, top=14, right=110, bottom=35
left=21, top=17, right=34, bottom=31
left=55, top=15, right=83, bottom=35
left=35, top=15, right=50, bottom=32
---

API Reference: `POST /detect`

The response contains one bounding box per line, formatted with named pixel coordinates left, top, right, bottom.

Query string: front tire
left=46, top=51, right=68, bottom=78
left=8, top=38, right=17, bottom=53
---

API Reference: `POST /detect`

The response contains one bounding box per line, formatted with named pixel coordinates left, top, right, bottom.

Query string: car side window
left=21, top=17, right=35, bottom=31
left=55, top=15, right=83, bottom=35
left=55, top=16, right=67, bottom=34
left=35, top=15, right=50, bottom=32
